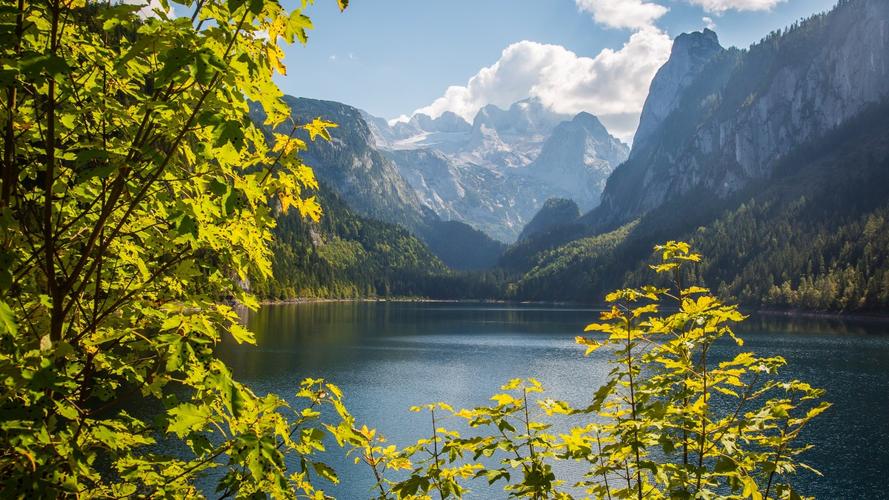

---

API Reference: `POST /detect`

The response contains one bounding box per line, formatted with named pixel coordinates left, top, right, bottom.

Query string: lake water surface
left=218, top=302, right=889, bottom=499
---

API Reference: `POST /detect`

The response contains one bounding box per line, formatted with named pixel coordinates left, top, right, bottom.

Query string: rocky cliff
left=596, top=0, right=889, bottom=227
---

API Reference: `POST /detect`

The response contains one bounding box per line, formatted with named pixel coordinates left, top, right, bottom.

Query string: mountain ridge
left=368, top=98, right=628, bottom=241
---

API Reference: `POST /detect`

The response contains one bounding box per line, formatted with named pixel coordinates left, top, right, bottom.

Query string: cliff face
left=597, top=0, right=889, bottom=226
left=631, top=29, right=724, bottom=155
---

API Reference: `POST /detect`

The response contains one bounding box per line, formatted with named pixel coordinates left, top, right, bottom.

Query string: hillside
left=255, top=183, right=504, bottom=300
left=509, top=96, right=889, bottom=310
left=505, top=0, right=889, bottom=312
left=251, top=97, right=505, bottom=271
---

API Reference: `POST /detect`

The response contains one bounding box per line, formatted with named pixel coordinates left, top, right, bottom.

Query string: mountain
left=466, top=98, right=570, bottom=166
left=256, top=182, right=504, bottom=299
left=252, top=97, right=505, bottom=271
left=505, top=0, right=889, bottom=312
left=511, top=101, right=889, bottom=309
left=525, top=112, right=629, bottom=211
left=595, top=0, right=889, bottom=228
left=517, top=198, right=580, bottom=242
left=370, top=98, right=628, bottom=241
left=631, top=29, right=724, bottom=155
left=271, top=96, right=428, bottom=232
left=384, top=148, right=545, bottom=242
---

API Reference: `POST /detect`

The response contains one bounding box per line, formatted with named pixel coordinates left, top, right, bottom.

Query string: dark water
left=218, top=302, right=889, bottom=499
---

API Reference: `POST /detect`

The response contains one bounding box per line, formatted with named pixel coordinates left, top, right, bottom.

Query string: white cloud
left=703, top=16, right=716, bottom=29
left=388, top=115, right=410, bottom=126
left=575, top=0, right=668, bottom=30
left=412, top=29, right=671, bottom=143
left=124, top=0, right=173, bottom=19
left=687, top=0, right=786, bottom=13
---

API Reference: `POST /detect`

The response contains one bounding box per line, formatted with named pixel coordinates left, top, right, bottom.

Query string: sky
left=278, top=0, right=838, bottom=142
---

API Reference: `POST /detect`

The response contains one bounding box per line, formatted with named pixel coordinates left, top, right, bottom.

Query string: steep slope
left=256, top=183, right=445, bottom=299
left=505, top=0, right=889, bottom=311
left=253, top=97, right=505, bottom=270
left=258, top=182, right=505, bottom=299
left=595, top=0, right=889, bottom=227
left=512, top=100, right=889, bottom=310
left=631, top=29, right=724, bottom=155
left=274, top=96, right=429, bottom=232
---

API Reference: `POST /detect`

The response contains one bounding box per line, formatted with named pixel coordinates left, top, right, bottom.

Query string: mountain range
left=365, top=97, right=628, bottom=242
left=260, top=0, right=889, bottom=312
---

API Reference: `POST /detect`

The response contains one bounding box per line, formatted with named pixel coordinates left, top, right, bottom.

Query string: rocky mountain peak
left=570, top=111, right=610, bottom=137
left=631, top=29, right=724, bottom=154
left=471, top=97, right=569, bottom=138
left=524, top=111, right=629, bottom=210
left=598, top=0, right=889, bottom=228
left=672, top=28, right=720, bottom=54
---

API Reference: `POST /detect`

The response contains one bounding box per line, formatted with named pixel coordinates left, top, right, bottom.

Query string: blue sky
left=278, top=0, right=837, bottom=140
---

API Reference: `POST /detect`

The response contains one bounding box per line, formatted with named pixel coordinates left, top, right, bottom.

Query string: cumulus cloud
left=575, top=0, right=668, bottom=30
left=388, top=114, right=410, bottom=126
left=702, top=16, right=716, bottom=29
left=123, top=0, right=173, bottom=18
left=687, top=0, right=786, bottom=13
left=412, top=29, right=671, bottom=143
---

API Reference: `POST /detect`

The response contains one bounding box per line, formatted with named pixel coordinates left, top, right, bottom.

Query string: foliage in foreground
left=0, top=0, right=358, bottom=496
left=0, top=0, right=827, bottom=496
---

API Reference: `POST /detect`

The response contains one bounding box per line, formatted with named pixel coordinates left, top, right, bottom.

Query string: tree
left=0, top=0, right=361, bottom=496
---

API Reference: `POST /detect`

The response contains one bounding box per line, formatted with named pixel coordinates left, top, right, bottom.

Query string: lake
left=218, top=302, right=889, bottom=499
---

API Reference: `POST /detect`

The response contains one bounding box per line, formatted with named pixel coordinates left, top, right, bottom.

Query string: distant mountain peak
left=409, top=111, right=471, bottom=133
left=570, top=111, right=609, bottom=136
left=357, top=98, right=628, bottom=241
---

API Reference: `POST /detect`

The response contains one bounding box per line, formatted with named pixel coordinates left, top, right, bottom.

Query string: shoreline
left=754, top=308, right=889, bottom=323
left=257, top=297, right=889, bottom=321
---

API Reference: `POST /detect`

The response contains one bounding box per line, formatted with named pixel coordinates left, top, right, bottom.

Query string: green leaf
left=213, top=120, right=246, bottom=149
left=229, top=323, right=255, bottom=345
left=0, top=300, right=18, bottom=335
left=167, top=403, right=212, bottom=437
left=312, top=462, right=339, bottom=484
